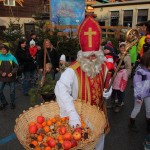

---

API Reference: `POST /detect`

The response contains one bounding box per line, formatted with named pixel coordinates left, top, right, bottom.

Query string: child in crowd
left=55, top=54, right=68, bottom=81
left=129, top=52, right=150, bottom=132
left=103, top=44, right=115, bottom=71
left=0, top=44, right=18, bottom=109
left=29, top=39, right=38, bottom=60
left=118, top=42, right=132, bottom=78
left=111, top=59, right=128, bottom=112
left=56, top=54, right=68, bottom=73
left=140, top=34, right=150, bottom=57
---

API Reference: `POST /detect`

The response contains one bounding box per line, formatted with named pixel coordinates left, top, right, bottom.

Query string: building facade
left=93, top=0, right=150, bottom=28
left=0, top=0, right=49, bottom=36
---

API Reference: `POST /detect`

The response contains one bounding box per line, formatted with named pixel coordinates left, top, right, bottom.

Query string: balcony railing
left=38, top=4, right=50, bottom=13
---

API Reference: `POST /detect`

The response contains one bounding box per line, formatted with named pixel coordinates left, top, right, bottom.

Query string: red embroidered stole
left=70, top=61, right=106, bottom=106
left=70, top=61, right=110, bottom=133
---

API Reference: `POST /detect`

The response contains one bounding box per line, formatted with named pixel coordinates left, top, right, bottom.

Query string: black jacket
left=143, top=43, right=150, bottom=54
left=0, top=53, right=18, bottom=82
left=38, top=48, right=59, bottom=72
left=15, top=47, right=36, bottom=72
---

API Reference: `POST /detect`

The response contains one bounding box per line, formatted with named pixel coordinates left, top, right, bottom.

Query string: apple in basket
left=73, top=131, right=82, bottom=141
left=70, top=139, right=77, bottom=148
left=47, top=139, right=56, bottom=148
left=37, top=116, right=45, bottom=124
left=74, top=127, right=82, bottom=134
left=63, top=140, right=72, bottom=150
left=63, top=132, right=72, bottom=141
left=28, top=124, right=38, bottom=134
left=58, top=126, right=67, bottom=135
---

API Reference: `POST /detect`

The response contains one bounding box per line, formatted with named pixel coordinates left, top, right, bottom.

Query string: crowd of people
left=0, top=15, right=150, bottom=149
left=0, top=32, right=62, bottom=110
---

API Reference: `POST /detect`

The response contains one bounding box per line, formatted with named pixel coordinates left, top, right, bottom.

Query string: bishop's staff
left=106, top=29, right=140, bottom=92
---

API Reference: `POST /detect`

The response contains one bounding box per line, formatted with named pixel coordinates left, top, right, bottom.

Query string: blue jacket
left=0, top=53, right=18, bottom=82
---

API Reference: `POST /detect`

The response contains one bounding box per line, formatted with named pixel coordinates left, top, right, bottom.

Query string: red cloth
left=29, top=46, right=38, bottom=57
left=70, top=61, right=106, bottom=106
left=105, top=55, right=115, bottom=71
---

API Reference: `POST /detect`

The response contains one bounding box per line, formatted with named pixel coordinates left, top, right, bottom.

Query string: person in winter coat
left=118, top=42, right=132, bottom=77
left=129, top=51, right=150, bottom=132
left=103, top=44, right=115, bottom=71
left=56, top=54, right=69, bottom=73
left=29, top=39, right=38, bottom=59
left=0, top=44, right=18, bottom=109
left=111, top=59, right=128, bottom=112
left=140, top=34, right=150, bottom=57
left=38, top=39, right=59, bottom=80
left=15, top=39, right=37, bottom=95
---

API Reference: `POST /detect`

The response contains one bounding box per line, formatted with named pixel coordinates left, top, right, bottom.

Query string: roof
left=93, top=0, right=150, bottom=7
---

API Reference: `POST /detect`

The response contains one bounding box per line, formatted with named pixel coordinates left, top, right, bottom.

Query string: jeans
left=0, top=81, right=15, bottom=104
left=111, top=89, right=125, bottom=104
left=131, top=97, right=150, bottom=119
left=22, top=70, right=35, bottom=94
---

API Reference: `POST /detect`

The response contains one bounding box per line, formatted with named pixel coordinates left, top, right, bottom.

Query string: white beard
left=77, top=50, right=105, bottom=78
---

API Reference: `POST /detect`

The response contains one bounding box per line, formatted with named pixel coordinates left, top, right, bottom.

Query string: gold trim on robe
left=70, top=61, right=110, bottom=133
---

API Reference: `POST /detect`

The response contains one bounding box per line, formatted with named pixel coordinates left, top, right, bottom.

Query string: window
left=123, top=10, right=133, bottom=27
left=110, top=11, right=119, bottom=26
left=12, top=24, right=20, bottom=30
left=3, top=0, right=16, bottom=6
left=137, top=9, right=148, bottom=24
left=24, top=23, right=35, bottom=39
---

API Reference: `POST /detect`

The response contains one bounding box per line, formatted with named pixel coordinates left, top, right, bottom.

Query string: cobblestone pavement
left=0, top=79, right=147, bottom=150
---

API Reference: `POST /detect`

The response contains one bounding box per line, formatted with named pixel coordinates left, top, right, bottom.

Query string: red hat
left=146, top=34, right=150, bottom=39
left=78, top=15, right=101, bottom=52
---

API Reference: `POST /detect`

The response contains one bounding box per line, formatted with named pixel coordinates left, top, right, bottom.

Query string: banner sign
left=50, top=0, right=85, bottom=25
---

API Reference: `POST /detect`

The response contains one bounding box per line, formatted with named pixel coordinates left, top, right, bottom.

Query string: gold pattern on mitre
left=84, top=27, right=97, bottom=47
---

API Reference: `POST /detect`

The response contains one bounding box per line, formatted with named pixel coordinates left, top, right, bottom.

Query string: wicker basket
left=14, top=100, right=106, bottom=150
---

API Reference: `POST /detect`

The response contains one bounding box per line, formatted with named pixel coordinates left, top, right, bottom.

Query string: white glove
left=103, top=87, right=112, bottom=100
left=69, top=111, right=81, bottom=128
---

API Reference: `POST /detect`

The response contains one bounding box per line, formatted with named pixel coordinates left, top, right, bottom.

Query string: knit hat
left=119, top=42, right=126, bottom=48
left=104, top=44, right=113, bottom=52
left=60, top=54, right=66, bottom=61
left=107, top=41, right=113, bottom=48
left=30, top=39, right=35, bottom=46
left=146, top=34, right=150, bottom=39
left=0, top=43, right=9, bottom=52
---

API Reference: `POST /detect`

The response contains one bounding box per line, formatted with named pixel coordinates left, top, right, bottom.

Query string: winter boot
left=146, top=118, right=150, bottom=133
left=128, top=118, right=138, bottom=132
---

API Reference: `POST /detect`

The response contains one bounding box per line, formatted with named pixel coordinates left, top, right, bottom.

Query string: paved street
left=0, top=79, right=147, bottom=150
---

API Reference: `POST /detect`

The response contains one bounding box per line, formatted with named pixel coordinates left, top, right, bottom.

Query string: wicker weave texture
left=14, top=100, right=106, bottom=150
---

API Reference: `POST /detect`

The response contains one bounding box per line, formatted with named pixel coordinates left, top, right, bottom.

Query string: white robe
left=55, top=67, right=106, bottom=150
left=55, top=67, right=79, bottom=117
